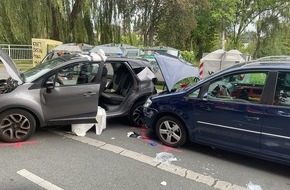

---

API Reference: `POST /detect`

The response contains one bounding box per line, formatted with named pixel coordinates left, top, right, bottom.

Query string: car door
left=40, top=61, right=102, bottom=125
left=261, top=71, right=290, bottom=162
left=191, top=71, right=268, bottom=153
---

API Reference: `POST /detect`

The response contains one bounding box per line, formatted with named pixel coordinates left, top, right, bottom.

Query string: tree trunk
left=49, top=1, right=60, bottom=40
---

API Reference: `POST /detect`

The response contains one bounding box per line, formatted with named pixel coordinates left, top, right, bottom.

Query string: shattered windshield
left=23, top=57, right=67, bottom=82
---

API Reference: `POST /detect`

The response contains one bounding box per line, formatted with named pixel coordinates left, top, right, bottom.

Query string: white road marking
left=17, top=169, right=63, bottom=190
left=48, top=129, right=247, bottom=190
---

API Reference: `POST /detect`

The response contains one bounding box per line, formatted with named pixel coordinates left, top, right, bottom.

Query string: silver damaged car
left=0, top=48, right=156, bottom=142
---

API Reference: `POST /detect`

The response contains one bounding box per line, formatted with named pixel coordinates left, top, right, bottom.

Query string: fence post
left=8, top=44, right=11, bottom=56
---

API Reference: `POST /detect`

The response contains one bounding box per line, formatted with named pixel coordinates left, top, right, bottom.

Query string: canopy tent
left=199, top=49, right=245, bottom=79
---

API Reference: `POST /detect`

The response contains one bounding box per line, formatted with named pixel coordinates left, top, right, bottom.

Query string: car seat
left=100, top=67, right=108, bottom=92
left=77, top=64, right=89, bottom=84
left=101, top=66, right=133, bottom=105
left=110, top=66, right=127, bottom=93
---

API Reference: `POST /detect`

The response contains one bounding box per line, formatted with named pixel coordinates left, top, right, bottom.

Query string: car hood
left=0, top=48, right=23, bottom=84
left=155, top=53, right=199, bottom=91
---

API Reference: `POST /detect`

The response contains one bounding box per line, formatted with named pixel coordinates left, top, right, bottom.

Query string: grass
left=15, top=60, right=33, bottom=71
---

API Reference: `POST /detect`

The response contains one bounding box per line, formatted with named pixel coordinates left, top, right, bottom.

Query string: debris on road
left=127, top=131, right=141, bottom=138
left=247, top=181, right=262, bottom=190
left=161, top=181, right=167, bottom=186
left=153, top=152, right=177, bottom=164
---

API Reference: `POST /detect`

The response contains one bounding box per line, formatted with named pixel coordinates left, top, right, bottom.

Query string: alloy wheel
left=132, top=105, right=144, bottom=126
left=0, top=110, right=35, bottom=142
left=159, top=120, right=181, bottom=144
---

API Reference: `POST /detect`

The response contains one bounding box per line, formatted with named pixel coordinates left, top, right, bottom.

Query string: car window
left=207, top=72, right=267, bottom=103
left=188, top=88, right=200, bottom=98
left=48, top=62, right=100, bottom=86
left=24, top=57, right=67, bottom=82
left=274, top=72, right=290, bottom=107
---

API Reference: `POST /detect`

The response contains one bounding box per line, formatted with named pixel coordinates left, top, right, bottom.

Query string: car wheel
left=0, top=109, right=36, bottom=143
left=156, top=116, right=187, bottom=147
left=129, top=101, right=145, bottom=127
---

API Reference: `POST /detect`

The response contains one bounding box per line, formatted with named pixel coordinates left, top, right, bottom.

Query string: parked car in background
left=0, top=48, right=156, bottom=142
left=142, top=56, right=290, bottom=165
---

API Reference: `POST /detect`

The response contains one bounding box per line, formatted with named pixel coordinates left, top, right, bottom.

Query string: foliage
left=180, top=51, right=197, bottom=66
left=0, top=0, right=289, bottom=60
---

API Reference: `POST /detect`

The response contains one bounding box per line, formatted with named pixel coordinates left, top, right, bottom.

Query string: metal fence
left=0, top=44, right=32, bottom=60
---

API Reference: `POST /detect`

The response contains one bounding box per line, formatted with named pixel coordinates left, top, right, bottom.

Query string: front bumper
left=141, top=107, right=158, bottom=128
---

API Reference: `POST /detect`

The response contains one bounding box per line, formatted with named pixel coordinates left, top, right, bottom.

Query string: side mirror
left=45, top=81, right=54, bottom=93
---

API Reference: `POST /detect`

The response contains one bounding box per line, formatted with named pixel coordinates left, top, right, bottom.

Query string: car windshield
left=23, top=57, right=68, bottom=82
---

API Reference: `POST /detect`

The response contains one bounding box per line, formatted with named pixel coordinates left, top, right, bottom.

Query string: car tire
left=156, top=116, right=187, bottom=147
left=129, top=101, right=145, bottom=127
left=0, top=109, right=36, bottom=143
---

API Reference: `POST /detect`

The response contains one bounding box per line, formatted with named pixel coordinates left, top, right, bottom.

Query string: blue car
left=142, top=56, right=290, bottom=165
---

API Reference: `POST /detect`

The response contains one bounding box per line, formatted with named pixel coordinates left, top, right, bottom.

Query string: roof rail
left=244, top=56, right=290, bottom=64
left=256, top=56, right=290, bottom=62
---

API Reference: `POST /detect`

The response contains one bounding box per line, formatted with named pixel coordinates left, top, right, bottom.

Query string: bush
left=180, top=51, right=198, bottom=67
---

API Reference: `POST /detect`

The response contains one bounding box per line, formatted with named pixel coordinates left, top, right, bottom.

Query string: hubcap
left=159, top=120, right=181, bottom=144
left=132, top=105, right=144, bottom=126
left=0, top=114, right=31, bottom=140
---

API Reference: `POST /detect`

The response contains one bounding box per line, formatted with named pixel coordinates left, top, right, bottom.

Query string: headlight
left=143, top=98, right=152, bottom=108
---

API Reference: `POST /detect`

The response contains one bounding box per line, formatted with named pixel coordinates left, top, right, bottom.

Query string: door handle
left=83, top=91, right=97, bottom=97
left=245, top=116, right=260, bottom=121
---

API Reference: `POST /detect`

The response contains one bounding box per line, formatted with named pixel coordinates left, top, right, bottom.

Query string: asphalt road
left=1, top=117, right=290, bottom=190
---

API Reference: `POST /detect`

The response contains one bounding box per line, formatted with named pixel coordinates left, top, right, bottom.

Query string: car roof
left=106, top=56, right=151, bottom=68
left=59, top=53, right=150, bottom=68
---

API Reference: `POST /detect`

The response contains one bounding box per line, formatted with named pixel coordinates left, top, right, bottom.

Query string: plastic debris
left=161, top=181, right=167, bottom=186
left=127, top=132, right=134, bottom=137
left=149, top=141, right=157, bottom=146
left=153, top=152, right=177, bottom=164
left=71, top=106, right=106, bottom=136
left=247, top=181, right=262, bottom=190
left=127, top=131, right=141, bottom=138
left=111, top=137, right=115, bottom=140
left=95, top=106, right=106, bottom=135
left=71, top=124, right=94, bottom=136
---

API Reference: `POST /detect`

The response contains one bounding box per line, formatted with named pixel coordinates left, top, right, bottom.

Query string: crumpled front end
left=0, top=77, right=18, bottom=94
left=141, top=98, right=159, bottom=128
